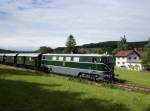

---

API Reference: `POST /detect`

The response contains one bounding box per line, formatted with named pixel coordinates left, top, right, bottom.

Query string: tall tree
left=117, top=35, right=128, bottom=50
left=142, top=38, right=150, bottom=70
left=37, top=46, right=53, bottom=54
left=65, top=35, right=77, bottom=53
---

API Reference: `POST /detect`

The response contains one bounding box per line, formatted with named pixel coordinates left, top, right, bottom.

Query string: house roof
left=115, top=50, right=139, bottom=57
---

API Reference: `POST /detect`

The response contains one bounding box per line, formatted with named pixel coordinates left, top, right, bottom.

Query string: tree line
left=37, top=34, right=148, bottom=55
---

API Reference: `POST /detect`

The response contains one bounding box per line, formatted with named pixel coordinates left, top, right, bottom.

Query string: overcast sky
left=0, top=0, right=150, bottom=50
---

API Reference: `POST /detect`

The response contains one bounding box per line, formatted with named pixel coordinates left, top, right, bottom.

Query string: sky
left=0, top=0, right=150, bottom=51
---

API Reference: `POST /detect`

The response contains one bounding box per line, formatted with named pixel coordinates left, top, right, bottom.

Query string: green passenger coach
left=5, top=53, right=18, bottom=65
left=41, top=54, right=115, bottom=81
left=17, top=53, right=41, bottom=69
left=0, top=54, right=5, bottom=64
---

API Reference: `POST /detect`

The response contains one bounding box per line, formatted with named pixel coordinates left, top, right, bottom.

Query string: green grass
left=0, top=65, right=150, bottom=111
left=115, top=68, right=150, bottom=87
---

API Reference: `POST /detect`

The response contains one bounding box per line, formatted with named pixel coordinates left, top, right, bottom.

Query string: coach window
left=29, top=57, right=31, bottom=61
left=66, top=57, right=71, bottom=61
left=99, top=58, right=101, bottom=62
left=58, top=57, right=63, bottom=61
left=29, top=57, right=34, bottom=61
left=73, top=57, right=79, bottom=62
left=19, top=57, right=22, bottom=61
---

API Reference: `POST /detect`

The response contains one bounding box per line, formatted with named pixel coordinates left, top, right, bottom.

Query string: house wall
left=116, top=57, right=127, bottom=67
left=127, top=53, right=141, bottom=63
left=126, top=63, right=142, bottom=71
left=115, top=52, right=142, bottom=71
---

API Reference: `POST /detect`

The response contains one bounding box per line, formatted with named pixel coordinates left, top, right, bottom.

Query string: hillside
left=0, top=49, right=36, bottom=53
left=55, top=41, right=148, bottom=53
left=0, top=41, right=148, bottom=53
left=0, top=49, right=15, bottom=53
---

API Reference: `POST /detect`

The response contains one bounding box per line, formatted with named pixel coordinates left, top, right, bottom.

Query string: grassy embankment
left=0, top=65, right=150, bottom=111
left=116, top=68, right=150, bottom=87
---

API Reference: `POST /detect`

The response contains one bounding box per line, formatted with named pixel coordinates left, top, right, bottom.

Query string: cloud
left=0, top=0, right=150, bottom=50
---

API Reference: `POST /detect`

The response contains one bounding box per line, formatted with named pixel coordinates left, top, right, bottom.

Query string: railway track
left=113, top=83, right=150, bottom=93
left=83, top=79, right=150, bottom=93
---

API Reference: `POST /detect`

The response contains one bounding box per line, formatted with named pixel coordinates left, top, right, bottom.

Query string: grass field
left=0, top=65, right=150, bottom=111
left=115, top=68, right=150, bottom=87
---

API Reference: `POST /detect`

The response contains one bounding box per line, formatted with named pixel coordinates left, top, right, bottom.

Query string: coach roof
left=18, top=53, right=41, bottom=57
left=0, top=53, right=5, bottom=56
left=5, top=53, right=18, bottom=56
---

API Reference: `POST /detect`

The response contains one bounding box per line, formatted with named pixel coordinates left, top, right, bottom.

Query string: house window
left=122, top=57, right=125, bottom=60
left=128, top=57, right=131, bottom=60
left=122, top=62, right=125, bottom=64
left=134, top=57, right=137, bottom=60
left=73, top=57, right=79, bottom=62
left=118, top=62, right=120, bottom=64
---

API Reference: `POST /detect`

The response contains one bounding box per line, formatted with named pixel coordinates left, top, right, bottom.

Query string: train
left=0, top=53, right=115, bottom=81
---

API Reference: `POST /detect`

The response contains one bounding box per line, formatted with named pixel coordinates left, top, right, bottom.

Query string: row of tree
left=37, top=35, right=77, bottom=54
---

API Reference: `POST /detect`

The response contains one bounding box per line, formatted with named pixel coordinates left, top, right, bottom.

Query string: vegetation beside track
left=115, top=68, right=150, bottom=87
left=0, top=65, right=150, bottom=111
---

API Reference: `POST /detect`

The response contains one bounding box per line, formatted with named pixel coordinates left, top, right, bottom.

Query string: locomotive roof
left=18, top=53, right=41, bottom=57
left=43, top=53, right=113, bottom=57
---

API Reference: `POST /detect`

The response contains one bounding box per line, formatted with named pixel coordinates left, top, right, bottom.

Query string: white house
left=115, top=50, right=142, bottom=71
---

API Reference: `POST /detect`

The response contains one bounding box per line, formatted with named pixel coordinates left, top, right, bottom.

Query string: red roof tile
left=114, top=50, right=133, bottom=57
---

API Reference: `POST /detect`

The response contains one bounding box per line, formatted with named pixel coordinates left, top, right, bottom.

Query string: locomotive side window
left=52, top=56, right=57, bottom=61
left=42, top=56, right=45, bottom=59
left=66, top=57, right=71, bottom=61
left=92, top=58, right=97, bottom=63
left=58, top=57, right=63, bottom=61
left=101, top=57, right=107, bottom=63
left=46, top=56, right=53, bottom=60
left=80, top=57, right=92, bottom=62
left=73, top=57, right=79, bottom=62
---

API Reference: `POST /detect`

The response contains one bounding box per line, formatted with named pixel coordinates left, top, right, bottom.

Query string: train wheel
left=78, top=73, right=83, bottom=79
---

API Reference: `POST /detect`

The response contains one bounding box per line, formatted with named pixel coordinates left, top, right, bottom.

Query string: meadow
left=0, top=65, right=150, bottom=111
left=116, top=68, right=150, bottom=87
